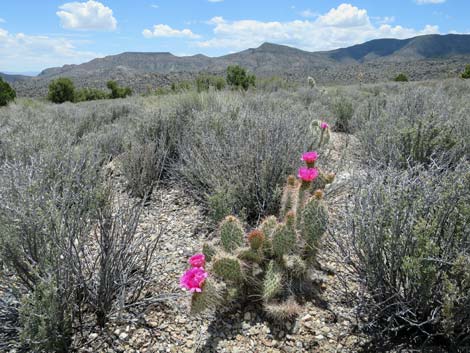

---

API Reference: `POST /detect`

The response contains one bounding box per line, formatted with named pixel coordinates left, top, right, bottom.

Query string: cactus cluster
left=182, top=146, right=334, bottom=320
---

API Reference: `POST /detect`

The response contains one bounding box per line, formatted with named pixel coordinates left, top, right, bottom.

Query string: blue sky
left=0, top=0, right=468, bottom=73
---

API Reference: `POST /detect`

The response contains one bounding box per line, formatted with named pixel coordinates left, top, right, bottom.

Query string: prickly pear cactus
left=180, top=150, right=334, bottom=320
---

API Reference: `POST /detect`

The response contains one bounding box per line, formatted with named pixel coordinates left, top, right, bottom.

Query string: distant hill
left=0, top=72, right=32, bottom=83
left=326, top=34, right=470, bottom=63
left=7, top=33, right=470, bottom=97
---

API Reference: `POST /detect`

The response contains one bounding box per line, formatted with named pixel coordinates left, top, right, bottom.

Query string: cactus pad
left=213, top=255, right=244, bottom=282
left=263, top=261, right=283, bottom=301
left=220, top=216, right=244, bottom=252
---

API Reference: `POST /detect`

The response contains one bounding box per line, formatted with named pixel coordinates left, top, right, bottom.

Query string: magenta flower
left=298, top=167, right=319, bottom=182
left=180, top=267, right=208, bottom=293
left=189, top=253, right=205, bottom=268
left=302, top=151, right=319, bottom=164
left=320, top=122, right=329, bottom=129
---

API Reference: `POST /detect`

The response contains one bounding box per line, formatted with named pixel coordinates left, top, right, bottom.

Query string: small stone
left=315, top=334, right=325, bottom=341
left=89, top=333, right=98, bottom=340
left=119, top=332, right=128, bottom=340
left=244, top=312, right=252, bottom=321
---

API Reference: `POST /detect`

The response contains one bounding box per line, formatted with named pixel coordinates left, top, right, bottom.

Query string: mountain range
left=4, top=34, right=470, bottom=97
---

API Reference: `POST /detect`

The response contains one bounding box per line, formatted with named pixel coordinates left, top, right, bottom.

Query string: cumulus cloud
left=416, top=0, right=446, bottom=4
left=57, top=0, right=117, bottom=31
left=142, top=24, right=200, bottom=39
left=196, top=3, right=440, bottom=51
left=0, top=27, right=99, bottom=71
left=0, top=18, right=5, bottom=23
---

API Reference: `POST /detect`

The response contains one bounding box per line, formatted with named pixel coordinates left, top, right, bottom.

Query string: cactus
left=272, top=213, right=297, bottom=257
left=191, top=279, right=223, bottom=314
left=212, top=255, right=244, bottom=283
left=264, top=297, right=302, bottom=320
left=300, top=194, right=328, bottom=260
left=219, top=216, right=244, bottom=252
left=182, top=150, right=333, bottom=320
left=247, top=229, right=265, bottom=250
left=280, top=175, right=298, bottom=218
left=202, top=242, right=216, bottom=262
left=309, top=120, right=331, bottom=150
left=263, top=261, right=283, bottom=300
left=283, top=255, right=307, bottom=278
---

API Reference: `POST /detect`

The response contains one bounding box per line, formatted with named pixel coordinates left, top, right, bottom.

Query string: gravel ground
left=71, top=132, right=369, bottom=353
left=72, top=165, right=368, bottom=353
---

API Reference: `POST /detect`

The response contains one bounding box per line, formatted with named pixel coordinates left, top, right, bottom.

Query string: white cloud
left=0, top=18, right=5, bottom=23
left=372, top=16, right=396, bottom=25
left=196, top=3, right=440, bottom=51
left=300, top=10, right=319, bottom=18
left=0, top=27, right=100, bottom=71
left=416, top=0, right=446, bottom=4
left=57, top=0, right=117, bottom=31
left=208, top=0, right=224, bottom=2
left=150, top=4, right=159, bottom=9
left=142, top=24, right=200, bottom=39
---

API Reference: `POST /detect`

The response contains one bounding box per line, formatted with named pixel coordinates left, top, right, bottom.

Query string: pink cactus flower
left=320, top=122, right=329, bottom=129
left=180, top=267, right=208, bottom=293
left=302, top=151, right=319, bottom=164
left=189, top=253, right=205, bottom=268
left=298, top=167, right=319, bottom=182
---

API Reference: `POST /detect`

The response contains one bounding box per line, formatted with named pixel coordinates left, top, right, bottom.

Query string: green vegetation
left=189, top=153, right=334, bottom=318
left=226, top=65, right=256, bottom=90
left=394, top=73, right=409, bottom=82
left=48, top=77, right=75, bottom=103
left=74, top=87, right=108, bottom=102
left=332, top=97, right=354, bottom=133
left=106, top=80, right=132, bottom=99
left=462, top=64, right=470, bottom=79
left=1, top=78, right=470, bottom=351
left=346, top=164, right=470, bottom=346
left=195, top=74, right=226, bottom=92
left=0, top=77, right=16, bottom=106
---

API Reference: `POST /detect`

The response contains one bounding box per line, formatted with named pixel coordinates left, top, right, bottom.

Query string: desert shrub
left=0, top=151, right=105, bottom=350
left=345, top=164, right=470, bottom=347
left=75, top=87, right=108, bottom=102
left=171, top=80, right=192, bottom=92
left=19, top=278, right=72, bottom=353
left=120, top=141, right=167, bottom=198
left=226, top=65, right=256, bottom=91
left=107, top=80, right=132, bottom=99
left=48, top=77, right=75, bottom=103
left=461, top=65, right=470, bottom=79
left=256, top=76, right=296, bottom=92
left=394, top=73, right=409, bottom=82
left=0, top=77, right=16, bottom=106
left=85, top=195, right=160, bottom=328
left=177, top=92, right=310, bottom=224
left=354, top=83, right=470, bottom=168
left=332, top=97, right=354, bottom=133
left=196, top=74, right=226, bottom=92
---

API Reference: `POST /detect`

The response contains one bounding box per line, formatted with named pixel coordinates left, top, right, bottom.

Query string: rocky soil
left=69, top=184, right=367, bottom=353
left=66, top=133, right=368, bottom=353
